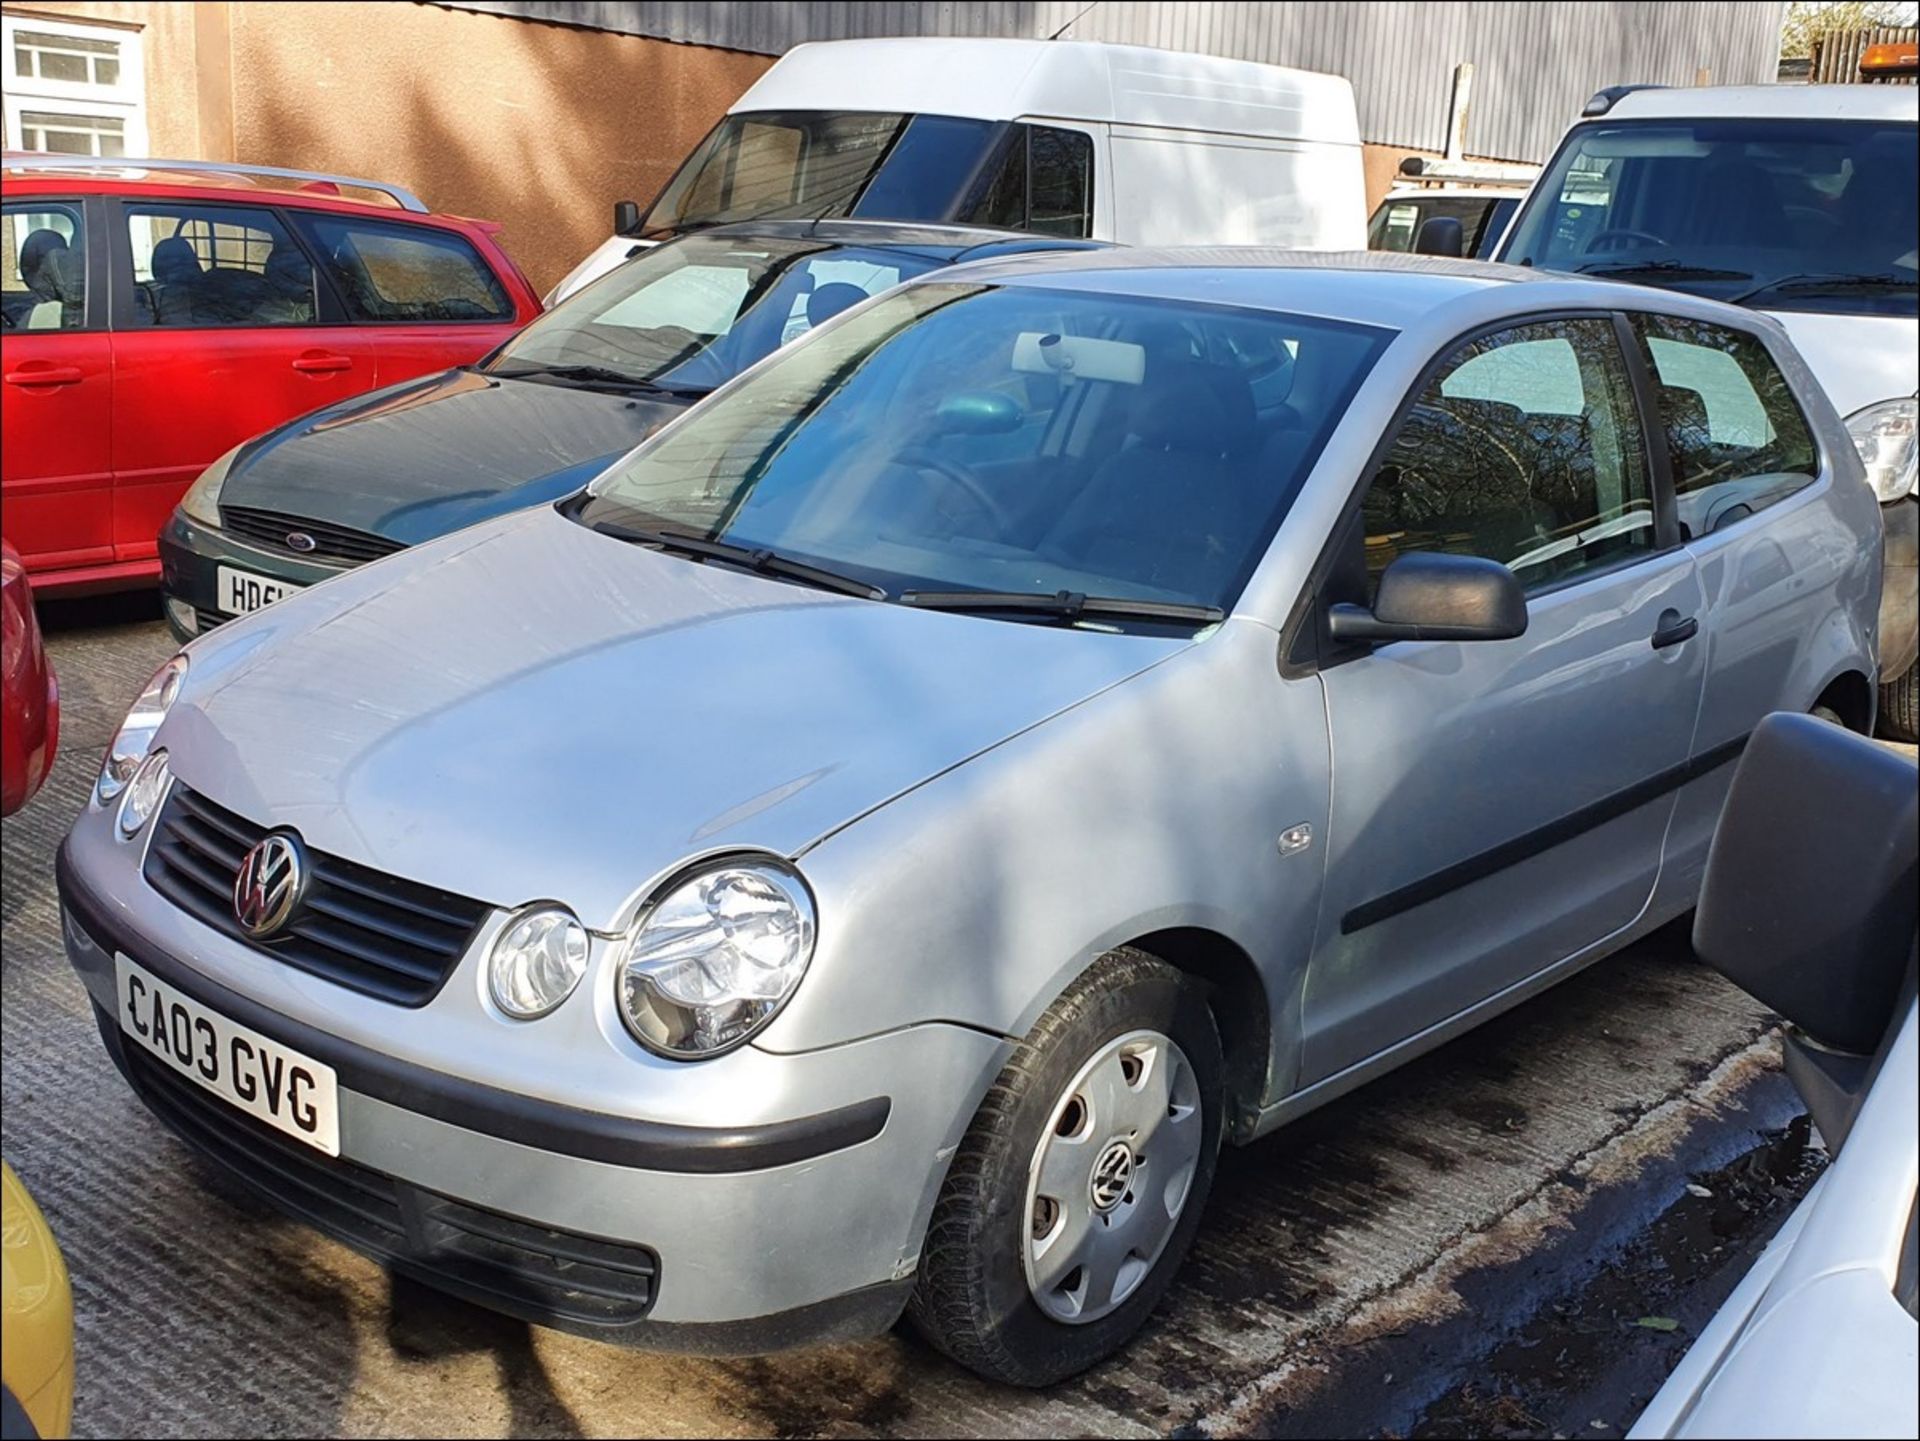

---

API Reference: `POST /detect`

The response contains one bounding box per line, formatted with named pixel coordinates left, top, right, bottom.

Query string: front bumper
left=157, top=512, right=352, bottom=643
left=58, top=822, right=1008, bottom=1345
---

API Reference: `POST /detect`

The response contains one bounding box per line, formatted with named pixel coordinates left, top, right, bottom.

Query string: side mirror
left=1414, top=215, right=1465, bottom=258
left=1327, top=552, right=1527, bottom=644
left=613, top=199, right=642, bottom=236
left=932, top=391, right=1022, bottom=435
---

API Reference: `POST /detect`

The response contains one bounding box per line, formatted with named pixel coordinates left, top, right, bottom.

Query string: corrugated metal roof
left=428, top=0, right=1786, bottom=161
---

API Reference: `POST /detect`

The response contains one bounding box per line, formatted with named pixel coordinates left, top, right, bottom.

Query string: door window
left=2, top=202, right=85, bottom=330
left=290, top=214, right=511, bottom=322
left=123, top=202, right=315, bottom=327
left=1632, top=314, right=1818, bottom=536
left=1363, top=317, right=1655, bottom=590
left=965, top=124, right=1095, bottom=237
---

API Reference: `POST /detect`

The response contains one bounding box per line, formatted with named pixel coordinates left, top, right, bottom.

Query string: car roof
left=1602, top=83, right=1919, bottom=123
left=0, top=154, right=482, bottom=228
left=916, top=247, right=1788, bottom=337
left=672, top=217, right=1109, bottom=262
left=1380, top=186, right=1521, bottom=202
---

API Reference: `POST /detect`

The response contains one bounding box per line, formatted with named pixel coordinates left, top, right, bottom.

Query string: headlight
left=117, top=750, right=171, bottom=838
left=96, top=655, right=187, bottom=806
left=178, top=444, right=242, bottom=528
left=488, top=906, right=589, bottom=1019
left=1845, top=397, right=1918, bottom=504
left=615, top=860, right=816, bottom=1058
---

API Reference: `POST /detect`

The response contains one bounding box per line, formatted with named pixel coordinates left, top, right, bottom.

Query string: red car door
left=2, top=196, right=115, bottom=580
left=285, top=210, right=525, bottom=385
left=106, top=196, right=375, bottom=566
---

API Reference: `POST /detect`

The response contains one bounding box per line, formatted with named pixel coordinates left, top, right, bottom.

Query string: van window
left=1501, top=118, right=1918, bottom=318
left=1632, top=314, right=1819, bottom=535
left=965, top=125, right=1096, bottom=237
left=644, top=111, right=908, bottom=236
left=1363, top=318, right=1654, bottom=590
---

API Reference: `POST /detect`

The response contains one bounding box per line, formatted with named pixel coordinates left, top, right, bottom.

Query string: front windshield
left=572, top=282, right=1390, bottom=615
left=639, top=111, right=1006, bottom=238
left=492, top=233, right=953, bottom=395
left=1501, top=118, right=1918, bottom=316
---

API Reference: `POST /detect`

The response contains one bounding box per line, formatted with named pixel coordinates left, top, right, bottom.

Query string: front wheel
left=907, top=948, right=1224, bottom=1386
left=1879, top=664, right=1918, bottom=743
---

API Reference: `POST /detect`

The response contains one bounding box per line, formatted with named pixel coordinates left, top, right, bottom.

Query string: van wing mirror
left=613, top=199, right=642, bottom=236
left=1414, top=216, right=1465, bottom=258
left=1326, top=553, right=1527, bottom=644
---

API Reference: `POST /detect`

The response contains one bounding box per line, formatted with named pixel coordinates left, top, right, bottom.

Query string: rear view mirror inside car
left=1012, top=332, right=1144, bottom=385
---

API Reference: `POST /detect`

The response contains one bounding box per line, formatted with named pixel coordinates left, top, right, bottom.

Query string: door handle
left=291, top=352, right=354, bottom=374
left=1651, top=609, right=1699, bottom=650
left=4, top=365, right=83, bottom=387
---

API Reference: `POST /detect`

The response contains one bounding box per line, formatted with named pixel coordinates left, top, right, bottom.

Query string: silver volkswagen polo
left=59, top=252, right=1881, bottom=1385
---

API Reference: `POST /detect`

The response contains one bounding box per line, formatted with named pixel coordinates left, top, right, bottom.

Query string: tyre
left=907, top=947, right=1224, bottom=1387
left=1878, top=664, right=1918, bottom=743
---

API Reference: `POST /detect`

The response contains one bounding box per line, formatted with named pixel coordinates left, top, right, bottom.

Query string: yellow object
left=2, top=1162, right=74, bottom=1440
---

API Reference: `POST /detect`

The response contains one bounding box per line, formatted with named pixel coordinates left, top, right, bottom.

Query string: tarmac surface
left=0, top=596, right=1880, bottom=1439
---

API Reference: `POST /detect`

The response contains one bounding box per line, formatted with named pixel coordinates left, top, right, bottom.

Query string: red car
left=1, top=155, right=540, bottom=595
left=2, top=539, right=57, bottom=815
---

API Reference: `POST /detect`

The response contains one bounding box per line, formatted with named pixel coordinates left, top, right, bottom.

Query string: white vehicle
left=1497, top=83, right=1920, bottom=737
left=550, top=38, right=1366, bottom=303
left=1631, top=714, right=1918, bottom=1440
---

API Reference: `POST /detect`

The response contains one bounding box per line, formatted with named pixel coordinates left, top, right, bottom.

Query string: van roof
left=1600, top=84, right=1919, bottom=123
left=730, top=38, right=1362, bottom=146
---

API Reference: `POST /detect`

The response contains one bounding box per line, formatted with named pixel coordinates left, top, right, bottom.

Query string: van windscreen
left=1501, top=118, right=1918, bottom=317
left=641, top=111, right=1005, bottom=237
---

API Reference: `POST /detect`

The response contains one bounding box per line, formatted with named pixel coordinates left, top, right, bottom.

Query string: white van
left=1496, top=82, right=1920, bottom=737
left=549, top=38, right=1366, bottom=302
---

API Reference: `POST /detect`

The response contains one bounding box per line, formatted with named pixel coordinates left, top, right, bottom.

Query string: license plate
left=217, top=565, right=301, bottom=616
left=115, top=953, right=340, bottom=1155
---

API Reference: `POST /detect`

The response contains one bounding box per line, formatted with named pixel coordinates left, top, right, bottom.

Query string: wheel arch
left=1124, top=926, right=1273, bottom=1141
left=1813, top=668, right=1875, bottom=735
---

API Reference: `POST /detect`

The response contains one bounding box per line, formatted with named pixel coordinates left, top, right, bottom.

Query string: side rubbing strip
left=1341, top=733, right=1751, bottom=935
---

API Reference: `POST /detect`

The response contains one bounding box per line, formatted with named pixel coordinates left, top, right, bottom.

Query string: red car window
left=289, top=212, right=512, bottom=323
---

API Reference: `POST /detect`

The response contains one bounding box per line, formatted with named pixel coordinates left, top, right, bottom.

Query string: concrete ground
left=2, top=597, right=1903, bottom=1439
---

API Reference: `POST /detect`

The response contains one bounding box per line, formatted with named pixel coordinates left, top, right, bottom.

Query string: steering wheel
left=893, top=448, right=1016, bottom=537
left=1583, top=228, right=1671, bottom=255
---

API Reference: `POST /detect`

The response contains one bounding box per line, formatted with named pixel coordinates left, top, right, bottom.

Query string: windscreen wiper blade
left=494, top=363, right=694, bottom=396
left=599, top=523, right=885, bottom=599
left=1573, top=260, right=1753, bottom=281
left=1726, top=271, right=1917, bottom=304
left=900, top=589, right=1224, bottom=626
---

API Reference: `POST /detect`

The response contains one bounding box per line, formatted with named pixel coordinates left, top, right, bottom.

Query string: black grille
left=193, top=604, right=233, bottom=633
left=142, top=783, right=490, bottom=1007
left=219, top=505, right=405, bottom=565
left=110, top=1022, right=658, bottom=1327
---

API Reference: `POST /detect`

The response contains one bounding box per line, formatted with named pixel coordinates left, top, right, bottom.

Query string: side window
left=124, top=202, right=314, bottom=328
left=2, top=201, right=85, bottom=331
left=290, top=214, right=511, bottom=323
left=1028, top=126, right=1093, bottom=237
left=1633, top=314, right=1819, bottom=537
left=1363, top=317, right=1655, bottom=590
left=964, top=125, right=1094, bottom=237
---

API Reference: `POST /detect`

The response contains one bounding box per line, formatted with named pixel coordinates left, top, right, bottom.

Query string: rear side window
left=965, top=124, right=1095, bottom=237
left=291, top=214, right=510, bottom=323
left=3, top=201, right=86, bottom=330
left=124, top=202, right=315, bottom=328
left=1632, top=314, right=1819, bottom=537
left=1363, top=317, right=1655, bottom=590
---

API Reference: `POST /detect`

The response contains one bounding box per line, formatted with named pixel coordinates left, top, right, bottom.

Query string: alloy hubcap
left=1023, top=1028, right=1203, bottom=1325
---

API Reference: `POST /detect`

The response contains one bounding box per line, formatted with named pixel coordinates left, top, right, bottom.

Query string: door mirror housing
left=613, top=199, right=642, bottom=236
left=1327, top=552, right=1528, bottom=644
left=1414, top=215, right=1465, bottom=258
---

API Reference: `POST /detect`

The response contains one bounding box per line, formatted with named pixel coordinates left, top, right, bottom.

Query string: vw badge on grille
left=233, top=833, right=306, bottom=937
left=285, top=531, right=317, bottom=553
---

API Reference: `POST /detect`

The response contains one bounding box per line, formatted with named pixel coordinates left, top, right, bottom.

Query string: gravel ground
left=0, top=596, right=1862, bottom=1439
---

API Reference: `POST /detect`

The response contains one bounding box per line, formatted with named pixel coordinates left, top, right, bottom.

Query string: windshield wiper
left=1725, top=271, right=1918, bottom=305
left=598, top=523, right=885, bottom=599
left=493, top=362, right=703, bottom=398
left=901, top=589, right=1224, bottom=627
left=1573, top=260, right=1753, bottom=282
